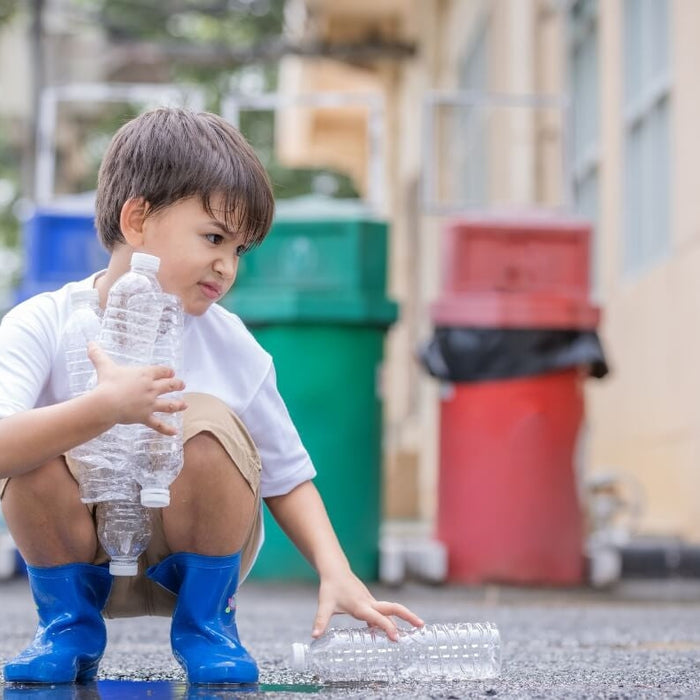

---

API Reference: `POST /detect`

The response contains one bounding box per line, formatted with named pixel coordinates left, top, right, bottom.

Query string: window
left=454, top=18, right=489, bottom=208
left=567, top=0, right=600, bottom=288
left=622, top=0, right=671, bottom=274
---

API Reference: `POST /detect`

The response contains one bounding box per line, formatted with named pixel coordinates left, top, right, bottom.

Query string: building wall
left=587, top=0, right=700, bottom=540
left=432, top=0, right=700, bottom=542
left=275, top=0, right=590, bottom=527
left=388, top=0, right=574, bottom=523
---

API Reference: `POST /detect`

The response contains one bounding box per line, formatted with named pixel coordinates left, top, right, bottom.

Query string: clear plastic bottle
left=96, top=500, right=152, bottom=576
left=63, top=289, right=101, bottom=399
left=82, top=252, right=165, bottom=503
left=76, top=430, right=138, bottom=504
left=291, top=622, right=501, bottom=682
left=62, top=289, right=109, bottom=503
left=136, top=292, right=185, bottom=507
left=98, top=252, right=164, bottom=367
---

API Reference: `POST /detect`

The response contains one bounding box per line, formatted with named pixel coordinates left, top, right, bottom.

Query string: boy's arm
left=0, top=343, right=185, bottom=478
left=265, top=480, right=424, bottom=641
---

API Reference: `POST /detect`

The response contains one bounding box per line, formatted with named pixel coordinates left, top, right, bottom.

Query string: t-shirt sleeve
left=240, top=362, right=316, bottom=498
left=0, top=299, right=57, bottom=418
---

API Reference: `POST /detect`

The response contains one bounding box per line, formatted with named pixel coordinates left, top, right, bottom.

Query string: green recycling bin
left=221, top=198, right=397, bottom=581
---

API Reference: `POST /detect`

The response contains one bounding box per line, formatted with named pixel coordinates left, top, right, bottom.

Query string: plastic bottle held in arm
left=85, top=252, right=164, bottom=503
left=77, top=428, right=139, bottom=505
left=291, top=622, right=501, bottom=682
left=63, top=289, right=101, bottom=398
left=98, top=252, right=164, bottom=367
left=63, top=289, right=108, bottom=503
left=96, top=500, right=152, bottom=576
left=136, top=292, right=185, bottom=508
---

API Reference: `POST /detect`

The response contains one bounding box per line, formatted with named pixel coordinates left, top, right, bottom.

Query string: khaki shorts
left=0, top=392, right=262, bottom=619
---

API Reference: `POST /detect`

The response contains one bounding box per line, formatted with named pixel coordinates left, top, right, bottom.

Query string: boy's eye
left=236, top=244, right=248, bottom=257
left=205, top=233, right=224, bottom=245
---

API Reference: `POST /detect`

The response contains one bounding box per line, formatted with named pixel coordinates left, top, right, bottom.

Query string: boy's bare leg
left=162, top=432, right=256, bottom=555
left=3, top=457, right=97, bottom=566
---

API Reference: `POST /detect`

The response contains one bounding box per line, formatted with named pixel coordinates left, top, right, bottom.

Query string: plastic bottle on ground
left=291, top=622, right=501, bottom=682
left=96, top=500, right=152, bottom=576
left=136, top=292, right=185, bottom=508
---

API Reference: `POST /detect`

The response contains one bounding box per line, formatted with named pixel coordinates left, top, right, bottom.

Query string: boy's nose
left=214, top=256, right=238, bottom=280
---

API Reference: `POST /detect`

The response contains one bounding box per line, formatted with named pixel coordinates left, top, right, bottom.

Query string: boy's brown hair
left=95, top=108, right=274, bottom=251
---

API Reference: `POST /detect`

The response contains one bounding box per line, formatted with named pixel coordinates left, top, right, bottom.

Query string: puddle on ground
left=1, top=680, right=332, bottom=699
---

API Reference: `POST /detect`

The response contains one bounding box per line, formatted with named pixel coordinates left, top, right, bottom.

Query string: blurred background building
left=271, top=0, right=698, bottom=554
left=0, top=0, right=696, bottom=580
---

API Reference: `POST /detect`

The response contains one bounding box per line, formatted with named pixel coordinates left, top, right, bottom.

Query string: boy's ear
left=120, top=197, right=149, bottom=247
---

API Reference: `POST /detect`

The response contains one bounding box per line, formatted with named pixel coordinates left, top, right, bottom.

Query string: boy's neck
left=94, top=245, right=134, bottom=308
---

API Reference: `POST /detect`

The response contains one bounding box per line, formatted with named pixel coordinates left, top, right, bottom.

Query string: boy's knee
left=4, top=457, right=74, bottom=502
left=180, top=430, right=259, bottom=499
left=183, top=431, right=228, bottom=469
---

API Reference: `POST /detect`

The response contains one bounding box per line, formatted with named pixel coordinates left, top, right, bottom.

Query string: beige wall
left=282, top=0, right=700, bottom=542
left=587, top=0, right=700, bottom=541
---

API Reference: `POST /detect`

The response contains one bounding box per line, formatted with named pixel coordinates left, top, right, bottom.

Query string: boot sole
left=3, top=659, right=99, bottom=684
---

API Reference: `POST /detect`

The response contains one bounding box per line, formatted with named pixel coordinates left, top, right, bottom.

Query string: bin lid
left=440, top=212, right=593, bottom=298
left=223, top=290, right=398, bottom=326
left=274, top=195, right=379, bottom=221
left=430, top=291, right=600, bottom=329
left=229, top=203, right=396, bottom=325
left=29, top=191, right=97, bottom=218
left=432, top=212, right=600, bottom=329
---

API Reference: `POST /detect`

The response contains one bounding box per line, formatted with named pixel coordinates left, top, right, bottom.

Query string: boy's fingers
left=145, top=416, right=178, bottom=435
left=312, top=601, right=335, bottom=638
left=155, top=399, right=188, bottom=414
left=156, top=377, right=185, bottom=394
left=152, top=365, right=175, bottom=380
left=362, top=608, right=399, bottom=641
left=374, top=601, right=424, bottom=627
left=87, top=341, right=104, bottom=365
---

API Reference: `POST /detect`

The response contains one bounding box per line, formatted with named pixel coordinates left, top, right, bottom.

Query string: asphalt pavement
left=1, top=575, right=700, bottom=698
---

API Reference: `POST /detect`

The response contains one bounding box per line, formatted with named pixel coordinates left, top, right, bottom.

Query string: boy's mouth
left=198, top=282, right=223, bottom=300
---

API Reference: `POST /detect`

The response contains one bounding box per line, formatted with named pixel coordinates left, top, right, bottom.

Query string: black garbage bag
left=419, top=327, right=609, bottom=383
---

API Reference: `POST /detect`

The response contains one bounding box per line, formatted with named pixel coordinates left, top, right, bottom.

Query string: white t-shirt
left=0, top=273, right=316, bottom=498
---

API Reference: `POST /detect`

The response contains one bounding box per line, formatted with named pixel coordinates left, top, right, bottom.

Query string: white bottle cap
left=109, top=560, right=138, bottom=576
left=131, top=252, right=161, bottom=272
left=140, top=488, right=170, bottom=508
left=291, top=643, right=307, bottom=671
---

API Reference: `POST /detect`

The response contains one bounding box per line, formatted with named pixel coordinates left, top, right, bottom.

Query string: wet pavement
left=1, top=575, right=700, bottom=698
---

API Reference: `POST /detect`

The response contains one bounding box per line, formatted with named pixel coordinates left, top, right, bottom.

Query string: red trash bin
left=430, top=214, right=601, bottom=585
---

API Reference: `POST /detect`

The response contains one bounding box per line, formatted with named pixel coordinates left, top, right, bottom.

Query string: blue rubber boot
left=148, top=552, right=258, bottom=685
left=3, top=563, right=113, bottom=684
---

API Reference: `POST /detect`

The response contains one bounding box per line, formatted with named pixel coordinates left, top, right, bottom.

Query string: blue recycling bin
left=15, top=198, right=109, bottom=303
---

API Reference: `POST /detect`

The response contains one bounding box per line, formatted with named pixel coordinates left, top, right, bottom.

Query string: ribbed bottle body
left=83, top=253, right=164, bottom=503
left=63, top=290, right=101, bottom=399
left=293, top=623, right=501, bottom=682
left=136, top=293, right=185, bottom=507
left=63, top=290, right=109, bottom=503
left=74, top=429, right=136, bottom=504
left=98, top=255, right=163, bottom=368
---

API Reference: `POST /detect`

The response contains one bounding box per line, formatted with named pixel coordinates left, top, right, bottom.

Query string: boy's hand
left=313, top=568, right=424, bottom=641
left=87, top=341, right=187, bottom=435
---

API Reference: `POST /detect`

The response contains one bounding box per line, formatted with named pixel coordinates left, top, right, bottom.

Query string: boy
left=0, top=108, right=422, bottom=685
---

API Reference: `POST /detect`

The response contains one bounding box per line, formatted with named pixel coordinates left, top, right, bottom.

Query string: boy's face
left=135, top=195, right=247, bottom=316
